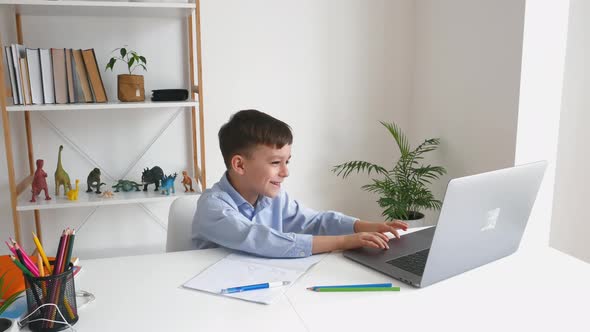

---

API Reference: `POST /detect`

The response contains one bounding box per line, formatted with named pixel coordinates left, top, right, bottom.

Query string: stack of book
left=3, top=44, right=108, bottom=105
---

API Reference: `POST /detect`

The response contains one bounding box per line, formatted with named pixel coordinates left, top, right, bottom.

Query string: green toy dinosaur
left=86, top=168, right=106, bottom=194
left=54, top=145, right=72, bottom=196
left=112, top=180, right=142, bottom=192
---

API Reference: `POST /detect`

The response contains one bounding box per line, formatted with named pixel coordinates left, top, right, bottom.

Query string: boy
left=192, top=109, right=408, bottom=258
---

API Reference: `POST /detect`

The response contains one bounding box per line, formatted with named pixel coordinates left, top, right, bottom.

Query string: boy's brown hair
left=219, top=109, right=293, bottom=169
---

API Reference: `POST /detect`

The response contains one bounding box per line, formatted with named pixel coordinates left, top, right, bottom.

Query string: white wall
left=0, top=0, right=415, bottom=256
left=200, top=0, right=415, bottom=221
left=0, top=0, right=549, bottom=258
left=549, top=0, right=590, bottom=262
left=410, top=0, right=526, bottom=225
left=515, top=0, right=569, bottom=251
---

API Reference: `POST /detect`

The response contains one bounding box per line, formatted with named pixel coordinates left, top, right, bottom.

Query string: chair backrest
left=166, top=195, right=199, bottom=252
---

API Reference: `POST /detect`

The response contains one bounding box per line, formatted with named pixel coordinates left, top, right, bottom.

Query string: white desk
left=24, top=246, right=590, bottom=331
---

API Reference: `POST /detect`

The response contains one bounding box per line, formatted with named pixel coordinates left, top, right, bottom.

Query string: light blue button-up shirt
left=192, top=173, right=358, bottom=258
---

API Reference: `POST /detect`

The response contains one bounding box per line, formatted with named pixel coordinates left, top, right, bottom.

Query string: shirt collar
left=219, top=172, right=250, bottom=208
left=219, top=172, right=273, bottom=210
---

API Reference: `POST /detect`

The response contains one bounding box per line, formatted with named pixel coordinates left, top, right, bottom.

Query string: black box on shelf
left=151, top=89, right=189, bottom=102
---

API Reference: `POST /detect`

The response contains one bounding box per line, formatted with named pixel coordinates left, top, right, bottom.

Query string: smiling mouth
left=270, top=181, right=281, bottom=187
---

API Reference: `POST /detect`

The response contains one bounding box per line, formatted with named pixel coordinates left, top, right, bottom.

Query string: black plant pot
left=0, top=318, right=12, bottom=332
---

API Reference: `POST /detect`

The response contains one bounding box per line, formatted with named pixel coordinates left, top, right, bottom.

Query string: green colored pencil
left=312, top=287, right=400, bottom=292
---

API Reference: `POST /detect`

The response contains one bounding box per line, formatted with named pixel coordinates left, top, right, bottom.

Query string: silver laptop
left=343, top=161, right=547, bottom=288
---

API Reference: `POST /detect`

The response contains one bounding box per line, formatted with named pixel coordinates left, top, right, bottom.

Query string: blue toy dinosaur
left=161, top=173, right=177, bottom=195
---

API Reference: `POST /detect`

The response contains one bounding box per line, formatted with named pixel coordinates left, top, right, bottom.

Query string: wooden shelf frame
left=0, top=0, right=207, bottom=244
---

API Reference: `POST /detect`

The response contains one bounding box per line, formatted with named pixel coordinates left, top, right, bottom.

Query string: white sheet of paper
left=182, top=253, right=325, bottom=304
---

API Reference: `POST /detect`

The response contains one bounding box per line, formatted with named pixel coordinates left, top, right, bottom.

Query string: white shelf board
left=18, top=187, right=201, bottom=211
left=0, top=0, right=195, bottom=18
left=6, top=99, right=198, bottom=112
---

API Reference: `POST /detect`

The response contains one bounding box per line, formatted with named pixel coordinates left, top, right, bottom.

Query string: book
left=4, top=46, right=18, bottom=105
left=65, top=48, right=75, bottom=103
left=26, top=48, right=44, bottom=105
left=182, top=253, right=323, bottom=304
left=39, top=48, right=55, bottom=104
left=19, top=58, right=32, bottom=105
left=51, top=48, right=68, bottom=104
left=72, top=49, right=92, bottom=102
left=10, top=44, right=26, bottom=104
left=81, top=49, right=107, bottom=102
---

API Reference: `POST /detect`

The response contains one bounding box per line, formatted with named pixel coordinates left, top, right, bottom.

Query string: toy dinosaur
left=141, top=166, right=164, bottom=191
left=100, top=190, right=114, bottom=198
left=181, top=170, right=195, bottom=192
left=86, top=168, right=106, bottom=194
left=30, top=159, right=51, bottom=203
left=112, top=179, right=142, bottom=192
left=160, top=173, right=177, bottom=195
left=66, top=179, right=80, bottom=201
left=54, top=145, right=72, bottom=196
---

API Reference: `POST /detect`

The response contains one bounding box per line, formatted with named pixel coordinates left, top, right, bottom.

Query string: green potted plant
left=105, top=46, right=147, bottom=102
left=0, top=271, right=24, bottom=332
left=333, top=121, right=446, bottom=226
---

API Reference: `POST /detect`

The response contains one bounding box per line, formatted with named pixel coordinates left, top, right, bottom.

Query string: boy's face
left=236, top=144, right=291, bottom=200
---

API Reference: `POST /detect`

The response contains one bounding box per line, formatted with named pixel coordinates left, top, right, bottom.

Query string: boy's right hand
left=344, top=232, right=390, bottom=250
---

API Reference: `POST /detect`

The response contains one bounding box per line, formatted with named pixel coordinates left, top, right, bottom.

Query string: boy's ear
left=230, top=154, right=246, bottom=175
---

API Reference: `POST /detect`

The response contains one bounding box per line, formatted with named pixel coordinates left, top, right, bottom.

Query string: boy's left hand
left=354, top=220, right=409, bottom=239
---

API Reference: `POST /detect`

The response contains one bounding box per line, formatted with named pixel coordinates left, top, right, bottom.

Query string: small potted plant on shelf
left=332, top=121, right=446, bottom=226
left=105, top=46, right=147, bottom=102
left=0, top=271, right=24, bottom=332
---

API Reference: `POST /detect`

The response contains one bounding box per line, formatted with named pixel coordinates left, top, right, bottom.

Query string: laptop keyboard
left=385, top=249, right=430, bottom=276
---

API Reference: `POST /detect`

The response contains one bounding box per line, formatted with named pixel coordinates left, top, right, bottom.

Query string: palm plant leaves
left=333, top=121, right=446, bottom=220
left=380, top=121, right=410, bottom=155
left=332, top=161, right=387, bottom=179
left=0, top=271, right=23, bottom=315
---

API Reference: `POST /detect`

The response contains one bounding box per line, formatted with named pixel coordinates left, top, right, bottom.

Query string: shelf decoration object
left=100, top=190, right=114, bottom=198
left=141, top=166, right=163, bottom=191
left=54, top=145, right=72, bottom=196
left=105, top=46, right=147, bottom=102
left=161, top=173, right=177, bottom=195
left=30, top=159, right=51, bottom=203
left=66, top=179, right=80, bottom=201
left=112, top=180, right=142, bottom=192
left=86, top=168, right=106, bottom=194
left=181, top=170, right=195, bottom=192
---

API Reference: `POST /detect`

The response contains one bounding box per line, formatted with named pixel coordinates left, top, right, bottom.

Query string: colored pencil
left=5, top=241, right=17, bottom=256
left=15, top=246, right=39, bottom=277
left=307, top=283, right=392, bottom=290
left=9, top=255, right=34, bottom=278
left=310, top=287, right=401, bottom=292
left=33, top=232, right=53, bottom=274
left=64, top=229, right=76, bottom=272
left=9, top=238, right=39, bottom=276
left=53, top=230, right=66, bottom=275
left=37, top=253, right=44, bottom=277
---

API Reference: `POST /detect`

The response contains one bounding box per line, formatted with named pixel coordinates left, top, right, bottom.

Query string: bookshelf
left=0, top=0, right=207, bottom=245
left=0, top=0, right=196, bottom=18
left=17, top=189, right=195, bottom=211
left=6, top=99, right=199, bottom=112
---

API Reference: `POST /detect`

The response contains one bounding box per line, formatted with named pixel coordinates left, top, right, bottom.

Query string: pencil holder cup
left=22, top=264, right=78, bottom=332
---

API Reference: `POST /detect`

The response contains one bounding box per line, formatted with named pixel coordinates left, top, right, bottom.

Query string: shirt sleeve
left=193, top=194, right=313, bottom=258
left=280, top=191, right=357, bottom=236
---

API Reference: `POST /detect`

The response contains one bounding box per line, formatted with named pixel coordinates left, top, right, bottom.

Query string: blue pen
left=220, top=281, right=291, bottom=294
left=306, top=283, right=392, bottom=290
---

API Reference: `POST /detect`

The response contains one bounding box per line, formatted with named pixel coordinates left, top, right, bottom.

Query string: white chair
left=166, top=195, right=199, bottom=252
